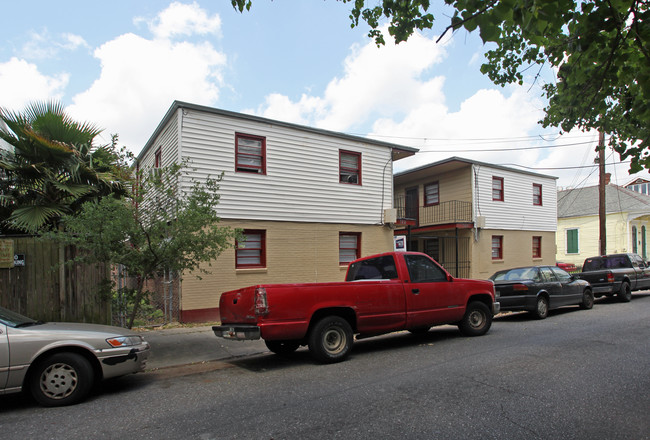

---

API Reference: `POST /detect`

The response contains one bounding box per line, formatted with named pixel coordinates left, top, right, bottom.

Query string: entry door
left=405, top=187, right=419, bottom=226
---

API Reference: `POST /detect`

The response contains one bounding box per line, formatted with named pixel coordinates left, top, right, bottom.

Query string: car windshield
left=490, top=267, right=537, bottom=281
left=0, top=306, right=40, bottom=328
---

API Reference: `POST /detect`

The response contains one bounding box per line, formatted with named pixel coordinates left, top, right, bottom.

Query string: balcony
left=394, top=197, right=472, bottom=228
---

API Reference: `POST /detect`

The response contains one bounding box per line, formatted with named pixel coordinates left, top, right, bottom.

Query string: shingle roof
left=557, top=184, right=650, bottom=218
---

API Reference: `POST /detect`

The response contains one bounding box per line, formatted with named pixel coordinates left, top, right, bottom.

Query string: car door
left=632, top=254, right=650, bottom=290
left=538, top=267, right=562, bottom=307
left=550, top=266, right=582, bottom=306
left=403, top=254, right=459, bottom=327
left=0, top=323, right=8, bottom=390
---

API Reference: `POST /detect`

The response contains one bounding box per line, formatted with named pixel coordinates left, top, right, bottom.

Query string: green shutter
left=566, top=229, right=578, bottom=254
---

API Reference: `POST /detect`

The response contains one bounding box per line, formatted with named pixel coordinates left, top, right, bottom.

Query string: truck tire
left=531, top=296, right=549, bottom=319
left=308, top=316, right=353, bottom=363
left=29, top=352, right=94, bottom=407
left=265, top=340, right=301, bottom=356
left=618, top=282, right=632, bottom=303
left=458, top=301, right=492, bottom=336
left=580, top=289, right=594, bottom=310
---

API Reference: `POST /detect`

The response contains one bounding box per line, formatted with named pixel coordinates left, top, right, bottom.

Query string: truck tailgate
left=219, top=286, right=258, bottom=324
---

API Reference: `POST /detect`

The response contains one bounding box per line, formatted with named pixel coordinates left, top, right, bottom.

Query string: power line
left=416, top=140, right=596, bottom=153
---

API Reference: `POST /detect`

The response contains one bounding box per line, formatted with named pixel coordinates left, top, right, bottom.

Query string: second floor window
left=154, top=148, right=162, bottom=168
left=533, top=184, right=542, bottom=206
left=533, top=236, right=542, bottom=258
left=340, top=150, right=361, bottom=185
left=492, top=235, right=503, bottom=260
left=424, top=182, right=439, bottom=206
left=492, top=177, right=504, bottom=201
left=236, top=133, right=266, bottom=174
left=236, top=230, right=266, bottom=268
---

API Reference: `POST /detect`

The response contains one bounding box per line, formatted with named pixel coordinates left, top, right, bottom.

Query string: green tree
left=232, top=0, right=650, bottom=172
left=46, top=162, right=239, bottom=328
left=0, top=101, right=127, bottom=233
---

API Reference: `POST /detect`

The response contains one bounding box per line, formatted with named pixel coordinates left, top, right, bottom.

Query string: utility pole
left=598, top=131, right=606, bottom=255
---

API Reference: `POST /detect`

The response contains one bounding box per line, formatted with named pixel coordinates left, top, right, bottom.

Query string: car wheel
left=532, top=296, right=549, bottom=319
left=29, top=352, right=94, bottom=407
left=618, top=282, right=632, bottom=303
left=580, top=289, right=594, bottom=310
left=265, top=340, right=301, bottom=356
left=308, top=316, right=353, bottom=363
left=458, top=301, right=492, bottom=336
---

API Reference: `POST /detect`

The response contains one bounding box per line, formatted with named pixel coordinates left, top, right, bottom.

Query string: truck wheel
left=580, top=289, right=594, bottom=310
left=458, top=301, right=492, bottom=336
left=308, top=316, right=353, bottom=363
left=618, top=282, right=632, bottom=303
left=531, top=296, right=549, bottom=319
left=29, top=352, right=94, bottom=407
left=265, top=340, right=301, bottom=356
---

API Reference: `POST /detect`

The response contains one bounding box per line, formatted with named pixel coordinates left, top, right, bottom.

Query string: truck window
left=346, top=256, right=398, bottom=281
left=404, top=254, right=448, bottom=282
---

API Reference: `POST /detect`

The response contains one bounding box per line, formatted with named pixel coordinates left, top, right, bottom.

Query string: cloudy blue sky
left=1, top=1, right=647, bottom=188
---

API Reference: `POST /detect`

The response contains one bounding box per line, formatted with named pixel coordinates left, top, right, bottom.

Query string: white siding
left=178, top=109, right=393, bottom=225
left=473, top=164, right=557, bottom=231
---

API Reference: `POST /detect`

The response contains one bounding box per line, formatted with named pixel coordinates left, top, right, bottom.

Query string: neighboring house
left=0, top=120, right=13, bottom=151
left=137, top=101, right=417, bottom=322
left=625, top=177, right=650, bottom=196
left=557, top=184, right=650, bottom=265
left=393, top=157, right=558, bottom=280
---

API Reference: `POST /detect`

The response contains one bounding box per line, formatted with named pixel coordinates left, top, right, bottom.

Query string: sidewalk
left=139, top=325, right=269, bottom=370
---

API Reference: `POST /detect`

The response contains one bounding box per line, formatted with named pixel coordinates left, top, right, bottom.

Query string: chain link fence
left=111, top=266, right=180, bottom=328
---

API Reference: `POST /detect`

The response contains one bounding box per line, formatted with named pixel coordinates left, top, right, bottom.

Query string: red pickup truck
left=213, top=252, right=500, bottom=363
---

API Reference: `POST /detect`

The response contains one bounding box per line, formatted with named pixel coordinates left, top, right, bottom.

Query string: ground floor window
left=566, top=229, right=579, bottom=254
left=236, top=230, right=266, bottom=268
left=532, top=236, right=542, bottom=258
left=339, top=232, right=360, bottom=265
left=491, top=235, right=503, bottom=260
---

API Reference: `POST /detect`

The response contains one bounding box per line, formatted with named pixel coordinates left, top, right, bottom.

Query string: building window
left=566, top=228, right=579, bottom=254
left=533, top=184, right=542, bottom=206
left=491, top=235, right=503, bottom=260
left=424, top=182, right=440, bottom=206
left=236, top=230, right=266, bottom=268
left=339, top=232, right=360, bottom=265
left=154, top=148, right=162, bottom=168
left=339, top=150, right=361, bottom=185
left=533, top=236, right=542, bottom=258
left=492, top=177, right=504, bottom=201
left=236, top=133, right=266, bottom=174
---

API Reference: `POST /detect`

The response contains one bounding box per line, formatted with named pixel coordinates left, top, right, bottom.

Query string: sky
left=1, top=0, right=648, bottom=190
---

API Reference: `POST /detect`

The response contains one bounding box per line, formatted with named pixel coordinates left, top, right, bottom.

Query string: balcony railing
left=394, top=197, right=472, bottom=228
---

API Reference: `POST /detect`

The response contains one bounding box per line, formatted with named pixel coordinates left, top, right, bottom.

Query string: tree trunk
left=127, top=276, right=146, bottom=329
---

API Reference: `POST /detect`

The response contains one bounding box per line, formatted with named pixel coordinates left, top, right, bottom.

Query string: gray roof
left=558, top=184, right=650, bottom=218
left=138, top=100, right=419, bottom=161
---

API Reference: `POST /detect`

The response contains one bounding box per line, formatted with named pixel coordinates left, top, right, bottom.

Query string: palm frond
left=6, top=205, right=66, bottom=233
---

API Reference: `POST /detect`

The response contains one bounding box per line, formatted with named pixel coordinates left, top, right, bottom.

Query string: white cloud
left=21, top=30, right=88, bottom=59
left=0, top=58, right=68, bottom=110
left=142, top=1, right=222, bottom=40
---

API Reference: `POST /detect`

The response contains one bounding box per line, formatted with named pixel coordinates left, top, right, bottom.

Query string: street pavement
left=139, top=325, right=268, bottom=370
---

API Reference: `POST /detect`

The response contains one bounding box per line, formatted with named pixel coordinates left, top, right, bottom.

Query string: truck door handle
left=412, top=289, right=420, bottom=295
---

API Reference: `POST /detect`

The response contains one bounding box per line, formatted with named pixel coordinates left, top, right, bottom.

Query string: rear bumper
left=213, top=325, right=261, bottom=340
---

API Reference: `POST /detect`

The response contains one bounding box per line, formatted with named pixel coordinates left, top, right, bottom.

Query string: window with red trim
left=236, top=230, right=266, bottom=268
left=339, top=150, right=361, bottom=185
left=492, top=177, right=504, bottom=201
left=533, top=183, right=542, bottom=206
left=154, top=148, right=162, bottom=168
left=424, top=182, right=439, bottom=206
left=532, top=236, right=542, bottom=258
left=339, top=232, right=360, bottom=265
left=491, top=235, right=503, bottom=260
left=236, top=133, right=266, bottom=174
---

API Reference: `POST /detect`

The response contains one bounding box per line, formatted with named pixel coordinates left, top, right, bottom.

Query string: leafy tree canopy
left=232, top=0, right=650, bottom=173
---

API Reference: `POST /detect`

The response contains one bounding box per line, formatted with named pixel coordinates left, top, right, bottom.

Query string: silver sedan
left=0, top=306, right=150, bottom=406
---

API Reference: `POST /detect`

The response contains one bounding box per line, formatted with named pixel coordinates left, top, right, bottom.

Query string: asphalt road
left=1, top=294, right=649, bottom=440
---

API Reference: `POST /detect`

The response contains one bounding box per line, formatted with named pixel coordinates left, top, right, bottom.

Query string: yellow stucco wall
left=180, top=220, right=395, bottom=312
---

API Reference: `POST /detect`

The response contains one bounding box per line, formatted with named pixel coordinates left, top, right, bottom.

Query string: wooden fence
left=0, top=235, right=111, bottom=324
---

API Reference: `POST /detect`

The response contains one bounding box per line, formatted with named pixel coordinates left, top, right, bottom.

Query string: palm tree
left=0, top=101, right=127, bottom=233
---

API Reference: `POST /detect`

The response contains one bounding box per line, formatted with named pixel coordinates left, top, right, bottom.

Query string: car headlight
left=106, top=336, right=143, bottom=347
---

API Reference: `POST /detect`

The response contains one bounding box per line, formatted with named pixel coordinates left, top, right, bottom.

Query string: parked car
left=575, top=253, right=650, bottom=302
left=0, top=306, right=150, bottom=407
left=489, top=266, right=594, bottom=319
left=556, top=262, right=577, bottom=272
left=214, top=252, right=499, bottom=363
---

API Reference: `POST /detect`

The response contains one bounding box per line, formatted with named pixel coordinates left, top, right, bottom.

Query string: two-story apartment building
left=138, top=101, right=417, bottom=322
left=393, top=157, right=557, bottom=279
